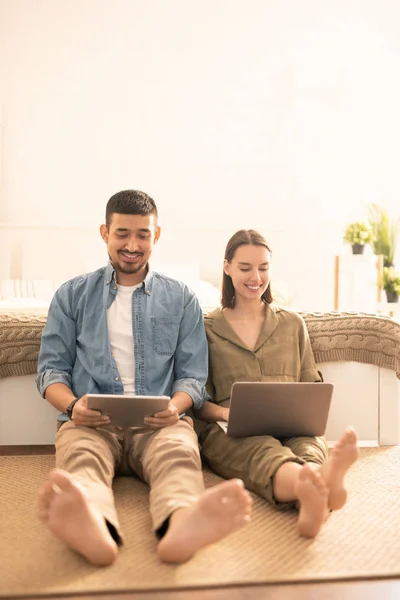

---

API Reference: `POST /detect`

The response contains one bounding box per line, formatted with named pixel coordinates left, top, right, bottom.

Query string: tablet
left=86, top=394, right=171, bottom=427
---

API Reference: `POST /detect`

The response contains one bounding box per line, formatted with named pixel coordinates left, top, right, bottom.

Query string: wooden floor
left=2, top=445, right=400, bottom=600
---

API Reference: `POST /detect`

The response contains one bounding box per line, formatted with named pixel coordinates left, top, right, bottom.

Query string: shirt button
left=115, top=376, right=119, bottom=381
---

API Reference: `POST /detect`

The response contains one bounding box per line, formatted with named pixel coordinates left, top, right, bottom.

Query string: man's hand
left=143, top=400, right=180, bottom=429
left=70, top=395, right=111, bottom=427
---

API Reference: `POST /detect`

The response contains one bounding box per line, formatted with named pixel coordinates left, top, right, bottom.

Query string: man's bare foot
left=295, top=464, right=329, bottom=538
left=37, top=469, right=118, bottom=566
left=319, top=427, right=359, bottom=510
left=157, top=479, right=252, bottom=563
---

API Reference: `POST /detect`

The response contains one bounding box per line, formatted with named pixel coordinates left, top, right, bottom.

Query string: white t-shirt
left=107, top=283, right=141, bottom=394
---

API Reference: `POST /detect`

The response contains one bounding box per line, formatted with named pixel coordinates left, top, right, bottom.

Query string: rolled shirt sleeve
left=171, top=291, right=211, bottom=410
left=36, top=283, right=77, bottom=398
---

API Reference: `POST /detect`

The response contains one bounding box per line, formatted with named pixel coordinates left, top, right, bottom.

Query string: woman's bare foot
left=37, top=469, right=118, bottom=566
left=295, top=464, right=329, bottom=538
left=157, top=479, right=252, bottom=563
left=319, top=427, right=359, bottom=510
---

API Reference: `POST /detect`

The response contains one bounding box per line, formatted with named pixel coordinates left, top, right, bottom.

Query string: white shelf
left=336, top=253, right=378, bottom=313
left=376, top=301, right=400, bottom=321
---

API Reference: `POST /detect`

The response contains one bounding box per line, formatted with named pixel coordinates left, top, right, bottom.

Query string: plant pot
left=385, top=290, right=399, bottom=303
left=352, top=244, right=365, bottom=255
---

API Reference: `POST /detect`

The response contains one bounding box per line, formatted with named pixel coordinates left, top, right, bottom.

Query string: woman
left=197, top=229, right=358, bottom=538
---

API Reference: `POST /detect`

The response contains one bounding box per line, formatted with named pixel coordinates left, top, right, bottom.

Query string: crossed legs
left=201, top=424, right=359, bottom=539
left=269, top=428, right=359, bottom=537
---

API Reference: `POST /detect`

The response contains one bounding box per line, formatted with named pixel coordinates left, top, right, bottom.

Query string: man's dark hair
left=105, top=190, right=158, bottom=227
left=221, top=229, right=273, bottom=308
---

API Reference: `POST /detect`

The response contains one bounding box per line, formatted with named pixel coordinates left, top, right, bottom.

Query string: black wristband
left=66, top=398, right=79, bottom=420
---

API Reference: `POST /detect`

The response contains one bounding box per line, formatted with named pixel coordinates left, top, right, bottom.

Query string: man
left=36, top=190, right=252, bottom=566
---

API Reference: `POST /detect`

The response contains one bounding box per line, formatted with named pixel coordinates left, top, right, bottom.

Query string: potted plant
left=343, top=222, right=374, bottom=254
left=382, top=267, right=400, bottom=303
left=369, top=204, right=400, bottom=267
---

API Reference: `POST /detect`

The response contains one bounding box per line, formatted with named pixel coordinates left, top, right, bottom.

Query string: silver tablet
left=86, top=394, right=171, bottom=427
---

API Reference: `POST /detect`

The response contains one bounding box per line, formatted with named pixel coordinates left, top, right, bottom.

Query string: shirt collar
left=104, top=262, right=154, bottom=295
left=210, top=303, right=280, bottom=353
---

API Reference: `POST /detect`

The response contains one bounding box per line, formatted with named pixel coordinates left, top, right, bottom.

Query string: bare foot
left=157, top=479, right=252, bottom=563
left=319, top=427, right=359, bottom=510
left=37, top=469, right=118, bottom=566
left=295, top=464, right=329, bottom=538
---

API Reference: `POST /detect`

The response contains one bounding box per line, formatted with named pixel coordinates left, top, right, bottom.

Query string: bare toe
left=37, top=469, right=118, bottom=566
left=320, top=427, right=359, bottom=510
left=158, top=479, right=252, bottom=563
left=37, top=479, right=57, bottom=511
left=296, top=465, right=329, bottom=538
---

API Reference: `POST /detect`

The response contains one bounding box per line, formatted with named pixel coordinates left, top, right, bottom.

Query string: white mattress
left=0, top=277, right=221, bottom=313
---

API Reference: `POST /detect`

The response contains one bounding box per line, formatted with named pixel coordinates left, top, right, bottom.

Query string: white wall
left=1, top=0, right=400, bottom=310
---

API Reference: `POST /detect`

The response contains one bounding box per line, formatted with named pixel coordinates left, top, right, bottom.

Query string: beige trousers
left=200, top=423, right=328, bottom=509
left=55, top=418, right=204, bottom=541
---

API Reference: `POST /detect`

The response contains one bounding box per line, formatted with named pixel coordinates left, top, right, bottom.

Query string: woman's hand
left=220, top=407, right=230, bottom=422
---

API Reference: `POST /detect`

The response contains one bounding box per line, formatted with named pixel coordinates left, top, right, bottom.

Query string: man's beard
left=117, top=263, right=146, bottom=274
left=113, top=256, right=148, bottom=275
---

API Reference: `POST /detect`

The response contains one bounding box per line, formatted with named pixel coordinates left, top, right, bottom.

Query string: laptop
left=217, top=381, right=333, bottom=438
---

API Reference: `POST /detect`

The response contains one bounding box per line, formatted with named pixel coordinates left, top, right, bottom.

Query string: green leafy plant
left=382, top=267, right=400, bottom=295
left=343, top=221, right=374, bottom=246
left=368, top=204, right=400, bottom=267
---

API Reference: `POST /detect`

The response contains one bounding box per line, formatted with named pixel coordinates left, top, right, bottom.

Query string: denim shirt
left=36, top=263, right=210, bottom=417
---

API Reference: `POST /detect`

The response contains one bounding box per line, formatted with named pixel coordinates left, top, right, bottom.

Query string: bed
left=1, top=285, right=400, bottom=446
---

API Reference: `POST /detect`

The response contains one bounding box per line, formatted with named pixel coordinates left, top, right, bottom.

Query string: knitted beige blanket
left=1, top=309, right=399, bottom=380
left=0, top=311, right=47, bottom=378
left=300, top=311, right=400, bottom=379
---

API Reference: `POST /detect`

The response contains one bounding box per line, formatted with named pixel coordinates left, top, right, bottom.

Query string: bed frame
left=1, top=309, right=399, bottom=446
